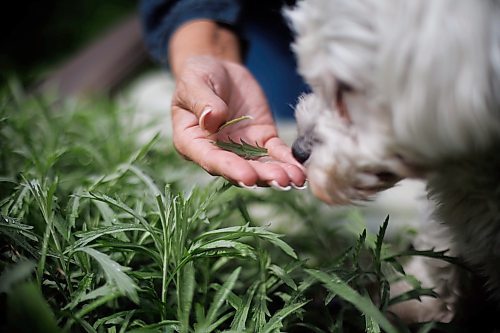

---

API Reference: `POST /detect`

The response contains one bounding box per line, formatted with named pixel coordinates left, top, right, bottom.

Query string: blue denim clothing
left=140, top=0, right=243, bottom=65
left=139, top=0, right=309, bottom=119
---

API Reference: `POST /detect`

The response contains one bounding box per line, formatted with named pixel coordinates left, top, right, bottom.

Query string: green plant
left=215, top=139, right=268, bottom=160
left=214, top=115, right=269, bottom=160
left=0, top=84, right=456, bottom=332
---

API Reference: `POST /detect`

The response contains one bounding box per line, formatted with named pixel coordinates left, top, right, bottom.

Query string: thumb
left=175, top=75, right=229, bottom=133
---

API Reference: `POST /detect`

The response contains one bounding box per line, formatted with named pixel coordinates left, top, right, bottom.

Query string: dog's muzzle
left=292, top=136, right=312, bottom=164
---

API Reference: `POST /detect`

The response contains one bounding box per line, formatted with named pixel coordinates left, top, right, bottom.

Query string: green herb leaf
left=306, top=269, right=398, bottom=333
left=218, top=115, right=254, bottom=131
left=215, top=138, right=268, bottom=160
left=75, top=247, right=139, bottom=303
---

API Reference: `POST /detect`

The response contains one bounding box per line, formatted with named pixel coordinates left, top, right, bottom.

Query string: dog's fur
left=286, top=0, right=500, bottom=323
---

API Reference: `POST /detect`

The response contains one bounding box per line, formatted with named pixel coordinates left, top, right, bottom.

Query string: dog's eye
left=335, top=81, right=353, bottom=120
left=336, top=81, right=353, bottom=101
left=338, top=81, right=354, bottom=93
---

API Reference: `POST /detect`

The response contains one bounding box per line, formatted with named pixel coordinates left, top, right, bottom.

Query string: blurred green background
left=0, top=0, right=138, bottom=84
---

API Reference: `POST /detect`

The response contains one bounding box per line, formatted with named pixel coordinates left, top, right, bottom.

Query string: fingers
left=247, top=159, right=306, bottom=189
left=182, top=139, right=261, bottom=186
left=173, top=105, right=308, bottom=188
left=171, top=57, right=307, bottom=188
left=265, top=137, right=305, bottom=170
left=172, top=112, right=306, bottom=188
left=196, top=149, right=306, bottom=189
left=172, top=106, right=258, bottom=184
left=176, top=131, right=305, bottom=188
left=174, top=78, right=228, bottom=133
left=171, top=55, right=230, bottom=132
left=264, top=137, right=307, bottom=186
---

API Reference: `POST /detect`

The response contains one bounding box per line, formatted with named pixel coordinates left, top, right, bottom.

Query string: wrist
left=168, top=20, right=242, bottom=77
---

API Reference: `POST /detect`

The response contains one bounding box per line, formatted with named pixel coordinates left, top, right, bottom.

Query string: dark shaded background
left=0, top=0, right=138, bottom=85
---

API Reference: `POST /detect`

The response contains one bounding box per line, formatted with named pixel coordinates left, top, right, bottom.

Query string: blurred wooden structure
left=38, top=15, right=149, bottom=97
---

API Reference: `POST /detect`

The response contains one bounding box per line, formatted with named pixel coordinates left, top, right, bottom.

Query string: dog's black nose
left=292, top=137, right=311, bottom=164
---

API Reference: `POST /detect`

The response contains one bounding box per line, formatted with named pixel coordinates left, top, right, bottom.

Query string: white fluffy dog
left=287, top=0, right=500, bottom=324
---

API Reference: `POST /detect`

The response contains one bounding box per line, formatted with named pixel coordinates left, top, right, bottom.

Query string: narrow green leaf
left=66, top=291, right=121, bottom=331
left=388, top=287, right=438, bottom=306
left=83, top=192, right=161, bottom=249
left=126, top=320, right=179, bottom=333
left=218, top=115, right=253, bottom=131
left=387, top=248, right=462, bottom=267
left=193, top=225, right=297, bottom=259
left=69, top=224, right=147, bottom=251
left=251, top=282, right=270, bottom=330
left=198, top=267, right=241, bottom=332
left=307, top=269, right=398, bottom=333
left=260, top=301, right=308, bottom=333
left=365, top=314, right=381, bottom=333
left=178, top=261, right=195, bottom=333
left=6, top=183, right=30, bottom=216
left=385, top=257, right=406, bottom=275
left=0, top=215, right=38, bottom=241
left=269, top=264, right=297, bottom=290
left=75, top=247, right=138, bottom=303
left=80, top=285, right=116, bottom=303
left=118, top=310, right=135, bottom=333
left=203, top=311, right=234, bottom=333
left=127, top=132, right=161, bottom=165
left=190, top=240, right=256, bottom=260
left=63, top=273, right=95, bottom=310
left=94, top=200, right=116, bottom=226
left=26, top=179, right=55, bottom=287
left=374, top=216, right=389, bottom=272
left=128, top=164, right=162, bottom=198
left=230, top=282, right=258, bottom=331
left=93, top=241, right=162, bottom=265
left=215, top=138, right=268, bottom=160
left=92, top=310, right=134, bottom=330
left=66, top=189, right=82, bottom=238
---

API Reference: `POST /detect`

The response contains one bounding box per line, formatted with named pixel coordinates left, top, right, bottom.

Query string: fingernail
left=199, top=107, right=212, bottom=131
left=269, top=180, right=291, bottom=191
left=238, top=181, right=257, bottom=189
left=291, top=182, right=308, bottom=190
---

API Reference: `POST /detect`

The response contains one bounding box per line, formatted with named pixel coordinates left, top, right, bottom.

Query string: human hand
left=171, top=56, right=306, bottom=189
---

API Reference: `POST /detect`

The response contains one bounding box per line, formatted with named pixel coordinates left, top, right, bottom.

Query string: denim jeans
left=241, top=16, right=309, bottom=120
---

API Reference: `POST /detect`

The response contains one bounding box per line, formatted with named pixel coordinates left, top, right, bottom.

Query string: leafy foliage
left=0, top=86, right=457, bottom=332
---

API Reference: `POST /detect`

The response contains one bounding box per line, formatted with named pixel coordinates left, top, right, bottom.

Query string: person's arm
left=139, top=0, right=243, bottom=65
left=141, top=1, right=306, bottom=188
left=168, top=20, right=241, bottom=77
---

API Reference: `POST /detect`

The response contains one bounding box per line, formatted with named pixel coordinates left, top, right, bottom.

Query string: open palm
left=171, top=56, right=305, bottom=188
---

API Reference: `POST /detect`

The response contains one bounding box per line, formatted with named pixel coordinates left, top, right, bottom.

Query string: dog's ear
left=380, top=1, right=500, bottom=161
left=284, top=0, right=378, bottom=95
